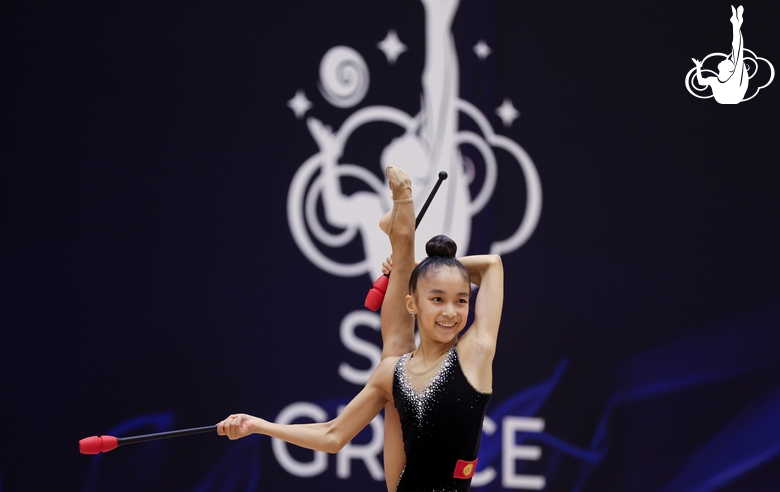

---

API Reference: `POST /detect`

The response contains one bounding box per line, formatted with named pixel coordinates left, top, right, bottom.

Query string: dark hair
left=409, top=235, right=471, bottom=295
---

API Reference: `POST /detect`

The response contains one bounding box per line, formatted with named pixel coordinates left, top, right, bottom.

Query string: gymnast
left=692, top=5, right=748, bottom=104
left=218, top=165, right=504, bottom=491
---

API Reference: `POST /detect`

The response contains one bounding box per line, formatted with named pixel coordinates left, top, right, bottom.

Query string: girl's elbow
left=327, top=436, right=347, bottom=454
left=324, top=425, right=348, bottom=453
left=489, top=254, right=503, bottom=271
left=325, top=440, right=341, bottom=454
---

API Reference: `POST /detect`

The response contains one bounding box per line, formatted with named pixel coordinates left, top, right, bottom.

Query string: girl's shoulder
left=371, top=356, right=403, bottom=388
left=375, top=356, right=401, bottom=372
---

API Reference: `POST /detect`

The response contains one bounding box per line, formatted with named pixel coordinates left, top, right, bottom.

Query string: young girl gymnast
left=218, top=166, right=504, bottom=491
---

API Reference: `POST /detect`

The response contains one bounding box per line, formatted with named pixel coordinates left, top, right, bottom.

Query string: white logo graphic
left=286, top=0, right=542, bottom=280
left=686, top=5, right=774, bottom=104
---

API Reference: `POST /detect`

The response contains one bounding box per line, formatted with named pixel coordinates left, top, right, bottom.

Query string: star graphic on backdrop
left=496, top=98, right=520, bottom=127
left=473, top=40, right=492, bottom=60
left=287, top=90, right=312, bottom=119
left=377, top=30, right=407, bottom=64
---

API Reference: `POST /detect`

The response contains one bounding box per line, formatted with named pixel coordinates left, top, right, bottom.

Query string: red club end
left=79, top=435, right=119, bottom=454
left=364, top=274, right=389, bottom=311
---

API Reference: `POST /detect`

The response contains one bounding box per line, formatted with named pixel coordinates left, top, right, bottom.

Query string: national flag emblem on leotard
left=453, top=459, right=478, bottom=479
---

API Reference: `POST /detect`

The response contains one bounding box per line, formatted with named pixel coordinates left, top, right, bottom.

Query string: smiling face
left=407, top=265, right=471, bottom=345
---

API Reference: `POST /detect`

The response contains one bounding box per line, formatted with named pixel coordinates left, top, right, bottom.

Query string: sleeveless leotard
left=393, top=345, right=491, bottom=492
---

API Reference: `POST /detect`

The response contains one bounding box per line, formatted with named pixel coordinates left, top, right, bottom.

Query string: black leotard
left=393, top=345, right=491, bottom=492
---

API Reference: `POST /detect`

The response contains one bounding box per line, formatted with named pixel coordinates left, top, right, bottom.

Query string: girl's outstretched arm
left=218, top=357, right=395, bottom=454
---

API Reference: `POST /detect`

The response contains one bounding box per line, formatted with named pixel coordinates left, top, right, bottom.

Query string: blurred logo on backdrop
left=286, top=3, right=541, bottom=281
left=685, top=5, right=774, bottom=104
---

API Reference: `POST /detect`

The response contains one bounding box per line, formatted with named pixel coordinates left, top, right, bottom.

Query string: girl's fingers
left=217, top=415, right=239, bottom=439
left=382, top=255, right=393, bottom=274
left=229, top=416, right=241, bottom=439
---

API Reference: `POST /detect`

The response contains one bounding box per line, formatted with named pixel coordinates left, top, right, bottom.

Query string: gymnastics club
left=364, top=171, right=448, bottom=311
left=79, top=425, right=217, bottom=454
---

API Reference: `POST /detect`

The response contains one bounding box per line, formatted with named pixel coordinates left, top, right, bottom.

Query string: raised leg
left=379, top=166, right=417, bottom=358
left=378, top=166, right=417, bottom=491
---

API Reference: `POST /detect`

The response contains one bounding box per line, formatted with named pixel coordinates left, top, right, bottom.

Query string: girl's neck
left=413, top=338, right=456, bottom=363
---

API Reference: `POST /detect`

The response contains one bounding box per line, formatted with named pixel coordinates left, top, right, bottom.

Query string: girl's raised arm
left=459, top=254, right=504, bottom=347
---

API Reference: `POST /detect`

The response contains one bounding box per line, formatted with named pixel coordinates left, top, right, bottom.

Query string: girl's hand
left=381, top=254, right=419, bottom=275
left=217, top=414, right=259, bottom=440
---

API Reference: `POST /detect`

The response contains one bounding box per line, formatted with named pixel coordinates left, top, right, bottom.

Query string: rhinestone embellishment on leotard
left=396, top=346, right=456, bottom=422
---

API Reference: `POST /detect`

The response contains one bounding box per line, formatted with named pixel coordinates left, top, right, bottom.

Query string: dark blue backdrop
left=2, top=1, right=779, bottom=491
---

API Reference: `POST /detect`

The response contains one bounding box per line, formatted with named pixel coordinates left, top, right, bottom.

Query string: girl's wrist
left=251, top=417, right=265, bottom=435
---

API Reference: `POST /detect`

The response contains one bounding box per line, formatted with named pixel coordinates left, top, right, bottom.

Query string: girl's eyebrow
left=427, top=288, right=470, bottom=297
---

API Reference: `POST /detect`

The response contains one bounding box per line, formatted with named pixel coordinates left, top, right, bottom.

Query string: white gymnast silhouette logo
left=286, top=0, right=542, bottom=280
left=685, top=5, right=774, bottom=104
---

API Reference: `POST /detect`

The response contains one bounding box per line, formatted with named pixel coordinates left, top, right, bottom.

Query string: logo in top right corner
left=685, top=5, right=774, bottom=104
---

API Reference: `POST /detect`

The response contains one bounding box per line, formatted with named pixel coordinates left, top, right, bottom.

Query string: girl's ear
left=405, top=294, right=416, bottom=315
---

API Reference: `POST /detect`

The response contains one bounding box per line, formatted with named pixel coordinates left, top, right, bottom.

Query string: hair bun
left=425, top=235, right=457, bottom=258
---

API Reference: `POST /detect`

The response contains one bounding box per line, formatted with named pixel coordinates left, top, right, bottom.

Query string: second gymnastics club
left=364, top=171, right=448, bottom=311
left=79, top=425, right=217, bottom=454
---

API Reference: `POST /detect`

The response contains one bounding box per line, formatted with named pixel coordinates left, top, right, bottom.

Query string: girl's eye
left=431, top=297, right=442, bottom=302
left=458, top=298, right=468, bottom=304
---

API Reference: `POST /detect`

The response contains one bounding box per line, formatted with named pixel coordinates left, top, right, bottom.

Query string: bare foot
left=379, top=166, right=413, bottom=235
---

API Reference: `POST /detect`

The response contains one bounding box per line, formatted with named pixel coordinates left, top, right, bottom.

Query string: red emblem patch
left=453, top=458, right=478, bottom=479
